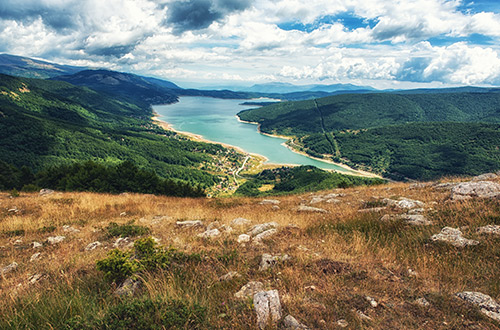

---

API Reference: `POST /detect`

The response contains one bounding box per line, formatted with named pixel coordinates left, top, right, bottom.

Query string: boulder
left=383, top=197, right=424, bottom=209
left=477, top=225, right=500, bottom=235
left=259, top=199, right=280, bottom=205
left=231, top=217, right=251, bottom=227
left=176, top=220, right=203, bottom=227
left=296, top=205, right=328, bottom=213
left=451, top=181, right=500, bottom=200
left=39, top=189, right=54, bottom=196
left=455, top=291, right=500, bottom=322
left=254, top=290, right=282, bottom=329
left=431, top=227, right=479, bottom=247
left=62, top=225, right=80, bottom=234
left=253, top=229, right=278, bottom=244
left=85, top=241, right=102, bottom=251
left=248, top=222, right=278, bottom=237
left=283, top=315, right=309, bottom=329
left=237, top=234, right=251, bottom=243
left=234, top=281, right=264, bottom=299
left=47, top=236, right=65, bottom=244
left=197, top=228, right=221, bottom=239
left=259, top=253, right=291, bottom=271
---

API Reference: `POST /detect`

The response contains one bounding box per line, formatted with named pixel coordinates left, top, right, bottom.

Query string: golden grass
left=1, top=178, right=500, bottom=329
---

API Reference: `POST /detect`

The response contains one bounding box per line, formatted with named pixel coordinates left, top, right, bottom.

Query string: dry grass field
left=1, top=177, right=499, bottom=329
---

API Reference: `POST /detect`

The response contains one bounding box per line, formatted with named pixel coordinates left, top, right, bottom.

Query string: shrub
left=96, top=249, right=139, bottom=283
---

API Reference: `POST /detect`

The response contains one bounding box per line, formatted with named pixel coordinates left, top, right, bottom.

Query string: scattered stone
left=259, top=253, right=291, bottom=271
left=176, top=220, right=203, bottom=228
left=309, top=197, right=324, bottom=204
left=28, top=274, right=43, bottom=285
left=62, top=225, right=80, bottom=233
left=234, top=281, right=264, bottom=299
left=337, top=319, right=349, bottom=328
left=248, top=222, right=278, bottom=237
left=356, top=310, right=372, bottom=321
left=325, top=198, right=341, bottom=204
left=409, top=182, right=433, bottom=189
left=451, top=181, right=500, bottom=200
left=30, top=253, right=41, bottom=262
left=358, top=207, right=387, bottom=213
left=197, top=228, right=221, bottom=239
left=366, top=296, right=378, bottom=308
left=304, top=285, right=317, bottom=292
left=39, top=189, right=54, bottom=196
left=254, top=290, right=282, bottom=329
left=1, top=262, right=18, bottom=276
left=433, top=182, right=459, bottom=190
left=13, top=239, right=22, bottom=245
left=296, top=205, right=328, bottom=213
left=237, top=234, right=251, bottom=243
left=120, top=212, right=127, bottom=217
left=253, top=229, right=278, bottom=244
left=231, top=217, right=252, bottom=227
left=207, top=221, right=220, bottom=231
left=220, top=225, right=233, bottom=233
left=455, top=291, right=500, bottom=322
left=219, top=271, right=241, bottom=281
left=472, top=173, right=498, bottom=181
left=271, top=205, right=280, bottom=210
left=283, top=315, right=309, bottom=329
left=47, top=236, right=65, bottom=244
left=407, top=268, right=418, bottom=277
left=32, top=241, right=42, bottom=249
left=151, top=215, right=170, bottom=224
left=259, top=199, right=280, bottom=205
left=8, top=207, right=19, bottom=213
left=384, top=197, right=424, bottom=209
left=380, top=214, right=432, bottom=225
left=85, top=241, right=102, bottom=251
left=477, top=225, right=500, bottom=235
left=113, top=237, right=133, bottom=249
left=115, top=278, right=141, bottom=297
left=431, top=227, right=479, bottom=247
left=415, top=297, right=430, bottom=307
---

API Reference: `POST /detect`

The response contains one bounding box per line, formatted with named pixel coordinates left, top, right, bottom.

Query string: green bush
left=96, top=249, right=139, bottom=283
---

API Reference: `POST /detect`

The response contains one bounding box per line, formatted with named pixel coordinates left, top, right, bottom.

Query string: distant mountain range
left=239, top=82, right=377, bottom=94
left=0, top=54, right=83, bottom=78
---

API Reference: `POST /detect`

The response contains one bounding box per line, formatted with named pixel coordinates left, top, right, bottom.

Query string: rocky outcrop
left=471, top=173, right=498, bottom=181
left=248, top=222, right=278, bottom=237
left=197, top=228, right=221, bottom=239
left=234, top=281, right=264, bottom=299
left=253, top=229, right=278, bottom=244
left=383, top=197, right=424, bottom=209
left=39, top=189, right=54, bottom=196
left=296, top=205, right=328, bottom=213
left=176, top=220, right=203, bottom=227
left=254, top=290, right=282, bottom=329
left=431, top=227, right=479, bottom=247
left=451, top=181, right=500, bottom=200
left=477, top=225, right=500, bottom=235
left=455, top=291, right=500, bottom=322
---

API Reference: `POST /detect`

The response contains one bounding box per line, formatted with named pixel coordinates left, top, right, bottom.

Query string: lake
left=153, top=97, right=357, bottom=173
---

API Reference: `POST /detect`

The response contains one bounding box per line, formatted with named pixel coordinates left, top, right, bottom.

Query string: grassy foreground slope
left=1, top=177, right=500, bottom=329
left=0, top=73, right=224, bottom=186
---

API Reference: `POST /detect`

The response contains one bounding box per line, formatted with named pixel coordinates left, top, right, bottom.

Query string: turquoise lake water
left=153, top=97, right=356, bottom=173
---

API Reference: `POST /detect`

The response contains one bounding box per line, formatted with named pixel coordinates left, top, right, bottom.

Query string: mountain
left=0, top=53, right=83, bottom=79
left=241, top=82, right=376, bottom=94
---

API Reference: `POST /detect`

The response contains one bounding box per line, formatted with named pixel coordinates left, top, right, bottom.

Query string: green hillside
left=0, top=73, right=224, bottom=187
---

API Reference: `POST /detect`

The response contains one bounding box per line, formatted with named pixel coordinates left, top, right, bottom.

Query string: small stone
left=231, top=217, right=251, bottom=227
left=47, top=236, right=65, bottom=244
left=337, top=319, right=349, bottom=328
left=207, top=221, right=220, bottom=231
left=431, top=227, right=479, bottom=247
left=477, top=225, right=500, bottom=235
left=1, top=262, right=18, bottom=275
left=237, top=234, right=251, bottom=243
left=219, top=271, right=241, bottom=281
left=234, top=281, right=264, bottom=299
left=120, top=212, right=127, bottom=217
left=366, top=296, right=378, bottom=308
left=28, top=274, right=43, bottom=285
left=358, top=207, right=387, bottom=213
left=151, top=215, right=171, bottom=224
left=176, top=220, right=203, bottom=227
left=30, top=253, right=41, bottom=262
left=220, top=225, right=233, bottom=233
left=259, top=199, right=280, bottom=205
left=39, top=189, right=54, bottom=196
left=254, top=290, right=282, bottom=329
left=384, top=197, right=424, bottom=209
left=62, top=225, right=80, bottom=233
left=115, top=278, right=141, bottom=297
left=325, top=198, right=341, bottom=204
left=248, top=222, right=278, bottom=236
left=259, top=253, right=290, bottom=271
left=283, top=314, right=309, bottom=329
left=197, top=228, right=221, bottom=239
left=85, top=241, right=102, bottom=251
left=271, top=205, right=280, bottom=210
left=253, top=229, right=278, bottom=244
left=296, top=205, right=328, bottom=213
left=113, top=237, right=133, bottom=248
left=8, top=208, right=18, bottom=213
left=309, top=197, right=324, bottom=204
left=356, top=310, right=372, bottom=321
left=415, top=297, right=430, bottom=306
left=304, top=285, right=317, bottom=292
left=13, top=239, right=22, bottom=245
left=407, top=268, right=418, bottom=277
left=32, top=241, right=42, bottom=249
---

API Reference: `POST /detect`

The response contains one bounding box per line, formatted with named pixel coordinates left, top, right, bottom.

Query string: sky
left=1, top=0, right=500, bottom=89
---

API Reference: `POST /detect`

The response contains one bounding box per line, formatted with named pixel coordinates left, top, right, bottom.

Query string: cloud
left=166, top=0, right=252, bottom=33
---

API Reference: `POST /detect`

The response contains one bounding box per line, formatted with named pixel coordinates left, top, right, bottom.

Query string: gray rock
left=30, top=252, right=41, bottom=262
left=296, top=205, right=328, bottom=213
left=356, top=310, right=372, bottom=321
left=151, top=215, right=171, bottom=224
left=47, top=236, right=65, bottom=244
left=325, top=198, right=341, bottom=204
left=253, top=229, right=278, bottom=244
left=408, top=208, right=426, bottom=214
left=28, top=273, right=43, bottom=285
left=384, top=197, right=424, bottom=209
left=456, top=291, right=500, bottom=322
left=115, top=278, right=141, bottom=297
left=32, top=241, right=42, bottom=249
left=176, top=220, right=203, bottom=227
left=219, top=271, right=241, bottom=281
left=477, top=225, right=500, bottom=235
left=415, top=297, right=430, bottom=306
left=259, top=253, right=290, bottom=271
left=431, top=227, right=479, bottom=247
left=248, top=222, right=278, bottom=237
left=1, top=262, right=18, bottom=276
left=409, top=182, right=433, bottom=189
left=237, top=234, right=251, bottom=243
left=309, top=197, right=324, bottom=204
left=399, top=214, right=433, bottom=226
left=283, top=315, right=309, bottom=329
left=366, top=296, right=378, bottom=308
left=451, top=181, right=500, bottom=200
left=197, top=228, right=221, bottom=239
left=85, top=241, right=102, bottom=251
left=113, top=237, right=133, bottom=249
left=207, top=221, right=220, bottom=231
left=234, top=281, right=264, bottom=299
left=472, top=173, right=498, bottom=181
left=231, top=217, right=251, bottom=227
left=119, top=212, right=127, bottom=217
left=62, top=225, right=80, bottom=234
left=433, top=182, right=459, bottom=190
left=271, top=205, right=280, bottom=210
left=254, top=290, right=282, bottom=329
left=358, top=207, right=387, bottom=213
left=337, top=319, right=349, bottom=328
left=39, top=189, right=54, bottom=196
left=259, top=199, right=280, bottom=205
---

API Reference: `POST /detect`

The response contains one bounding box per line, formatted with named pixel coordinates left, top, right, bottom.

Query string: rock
left=409, top=183, right=433, bottom=189
left=259, top=199, right=280, bottom=205
left=47, top=236, right=65, bottom=244
left=1, top=262, right=18, bottom=276
left=253, top=229, right=278, bottom=244
left=399, top=214, right=433, bottom=226
left=358, top=207, right=387, bottom=213
left=259, top=253, right=290, bottom=271
left=283, top=315, right=309, bottom=329
left=325, top=198, right=341, bottom=204
left=237, top=234, right=251, bottom=243
left=113, top=237, right=133, bottom=249
left=384, top=197, right=424, bottom=209
left=120, top=212, right=127, bottom=217
left=115, top=278, right=141, bottom=297
left=85, top=241, right=102, bottom=251
left=13, top=239, right=22, bottom=245
left=408, top=208, right=426, bottom=214
left=234, top=281, right=264, bottom=299
left=62, top=225, right=80, bottom=234
left=415, top=297, right=430, bottom=306
left=407, top=268, right=418, bottom=277
left=151, top=215, right=171, bottom=224
left=472, top=173, right=498, bottom=181
left=431, top=227, right=479, bottom=247
left=271, top=205, right=280, bottom=210
left=296, top=205, right=328, bottom=213
left=231, top=217, right=252, bottom=227
left=451, top=181, right=500, bottom=200
left=248, top=222, right=278, bottom=237
left=309, top=197, right=324, bottom=204
left=176, top=220, right=203, bottom=227
left=8, top=207, right=19, bottom=213
left=366, top=296, right=378, bottom=308
left=254, top=290, right=282, bottom=329
left=220, top=225, right=233, bottom=233
left=433, top=182, right=459, bottom=190
left=32, top=241, right=42, bottom=249
left=455, top=291, right=500, bottom=322
left=356, top=310, right=372, bottom=321
left=30, top=253, right=41, bottom=262
left=207, top=221, right=220, bottom=231
left=39, top=189, right=54, bottom=196
left=28, top=274, right=43, bottom=285
left=337, top=319, right=349, bottom=328
left=219, top=271, right=241, bottom=281
left=197, top=228, right=221, bottom=239
left=477, top=225, right=500, bottom=235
